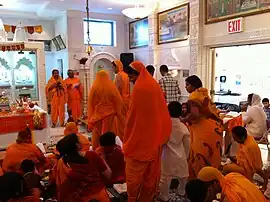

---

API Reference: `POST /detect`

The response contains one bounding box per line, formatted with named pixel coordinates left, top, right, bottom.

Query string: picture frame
left=157, top=3, right=189, bottom=45
left=205, top=0, right=270, bottom=24
left=129, top=17, right=149, bottom=49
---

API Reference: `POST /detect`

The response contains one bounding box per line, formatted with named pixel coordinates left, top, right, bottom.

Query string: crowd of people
left=0, top=60, right=269, bottom=202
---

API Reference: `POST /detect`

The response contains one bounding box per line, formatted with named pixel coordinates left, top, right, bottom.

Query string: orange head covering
left=113, top=60, right=124, bottom=72
left=198, top=166, right=267, bottom=202
left=64, top=122, right=78, bottom=136
left=123, top=61, right=172, bottom=161
left=16, top=127, right=33, bottom=144
left=88, top=70, right=123, bottom=123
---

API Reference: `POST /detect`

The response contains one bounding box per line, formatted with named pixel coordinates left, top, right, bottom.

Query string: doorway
left=211, top=43, right=270, bottom=105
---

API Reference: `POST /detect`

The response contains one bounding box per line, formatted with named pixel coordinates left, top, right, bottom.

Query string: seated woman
left=64, top=120, right=91, bottom=152
left=53, top=133, right=111, bottom=201
left=2, top=127, right=46, bottom=173
left=0, top=172, right=40, bottom=202
left=223, top=126, right=268, bottom=189
left=186, top=166, right=268, bottom=202
left=244, top=93, right=267, bottom=139
left=96, top=132, right=125, bottom=185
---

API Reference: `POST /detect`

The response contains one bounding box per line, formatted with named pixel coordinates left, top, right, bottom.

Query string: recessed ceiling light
left=108, top=8, right=113, bottom=10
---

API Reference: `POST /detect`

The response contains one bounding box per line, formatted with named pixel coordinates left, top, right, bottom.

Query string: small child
left=20, top=159, right=42, bottom=197
left=262, top=98, right=270, bottom=120
left=159, top=101, right=190, bottom=201
left=96, top=132, right=125, bottom=186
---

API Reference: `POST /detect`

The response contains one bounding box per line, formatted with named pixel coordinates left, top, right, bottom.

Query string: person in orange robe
left=112, top=60, right=130, bottom=116
left=182, top=75, right=223, bottom=178
left=96, top=132, right=125, bottom=185
left=52, top=134, right=111, bottom=202
left=46, top=69, right=67, bottom=127
left=123, top=61, right=172, bottom=202
left=191, top=166, right=268, bottom=202
left=2, top=128, right=46, bottom=174
left=223, top=126, right=268, bottom=190
left=64, top=70, right=83, bottom=122
left=88, top=70, right=124, bottom=150
left=64, top=121, right=90, bottom=153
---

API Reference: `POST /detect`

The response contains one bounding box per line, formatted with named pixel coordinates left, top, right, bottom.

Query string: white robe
left=243, top=94, right=267, bottom=138
left=161, top=118, right=190, bottom=178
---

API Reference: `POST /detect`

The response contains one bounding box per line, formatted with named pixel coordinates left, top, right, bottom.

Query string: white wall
left=1, top=17, right=55, bottom=41
left=201, top=5, right=270, bottom=91
left=203, top=11, right=270, bottom=46
left=50, top=13, right=69, bottom=80
left=66, top=10, right=127, bottom=71
left=126, top=1, right=190, bottom=95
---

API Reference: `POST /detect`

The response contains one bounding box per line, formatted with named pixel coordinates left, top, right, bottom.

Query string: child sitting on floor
left=20, top=159, right=43, bottom=197
left=96, top=132, right=125, bottom=186
left=159, top=101, right=190, bottom=201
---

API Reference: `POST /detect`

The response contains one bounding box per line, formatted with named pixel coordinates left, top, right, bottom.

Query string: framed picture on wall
left=205, top=0, right=270, bottom=24
left=157, top=3, right=189, bottom=45
left=129, top=17, right=149, bottom=49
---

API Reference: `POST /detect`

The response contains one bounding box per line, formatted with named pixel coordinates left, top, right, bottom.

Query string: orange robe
left=114, top=60, right=130, bottom=116
left=64, top=122, right=90, bottom=152
left=123, top=61, right=171, bottom=202
left=224, top=135, right=263, bottom=180
left=54, top=152, right=110, bottom=202
left=198, top=167, right=267, bottom=202
left=64, top=77, right=83, bottom=122
left=88, top=70, right=124, bottom=150
left=2, top=143, right=46, bottom=173
left=8, top=196, right=40, bottom=202
left=187, top=88, right=223, bottom=178
left=46, top=76, right=67, bottom=126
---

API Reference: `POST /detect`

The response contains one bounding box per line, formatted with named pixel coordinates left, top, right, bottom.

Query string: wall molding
left=203, top=28, right=270, bottom=47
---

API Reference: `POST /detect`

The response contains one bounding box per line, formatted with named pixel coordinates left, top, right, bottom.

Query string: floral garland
left=33, top=110, right=44, bottom=130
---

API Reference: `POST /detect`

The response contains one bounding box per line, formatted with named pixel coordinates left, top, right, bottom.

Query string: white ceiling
left=0, top=0, right=170, bottom=19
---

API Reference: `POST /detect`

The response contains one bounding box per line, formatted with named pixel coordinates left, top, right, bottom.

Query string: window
left=84, top=19, right=115, bottom=46
left=0, top=51, right=39, bottom=100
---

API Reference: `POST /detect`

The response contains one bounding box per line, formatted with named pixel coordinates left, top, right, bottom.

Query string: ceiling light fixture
left=108, top=8, right=112, bottom=10
left=122, top=5, right=153, bottom=20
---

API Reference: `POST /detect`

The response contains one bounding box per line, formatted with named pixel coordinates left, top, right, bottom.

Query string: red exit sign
left=227, top=18, right=243, bottom=34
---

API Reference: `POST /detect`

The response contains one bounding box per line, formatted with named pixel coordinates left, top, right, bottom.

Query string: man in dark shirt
left=262, top=98, right=270, bottom=120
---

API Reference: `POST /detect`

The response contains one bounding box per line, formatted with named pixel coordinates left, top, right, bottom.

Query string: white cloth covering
left=159, top=118, right=190, bottom=201
left=243, top=94, right=267, bottom=138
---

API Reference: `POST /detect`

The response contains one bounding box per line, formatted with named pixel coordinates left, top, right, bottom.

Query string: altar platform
left=0, top=111, right=50, bottom=148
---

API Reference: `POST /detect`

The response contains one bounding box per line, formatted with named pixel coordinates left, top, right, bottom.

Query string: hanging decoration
left=4, top=24, right=43, bottom=34
left=0, top=42, right=25, bottom=52
left=85, top=0, right=92, bottom=56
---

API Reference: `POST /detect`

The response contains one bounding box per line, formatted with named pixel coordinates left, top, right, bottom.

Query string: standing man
left=112, top=60, right=130, bottom=116
left=64, top=70, right=83, bottom=122
left=159, top=65, right=181, bottom=103
left=46, top=69, right=67, bottom=127
left=124, top=61, right=172, bottom=202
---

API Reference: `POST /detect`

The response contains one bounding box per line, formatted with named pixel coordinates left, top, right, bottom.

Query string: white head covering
left=251, top=93, right=262, bottom=107
left=245, top=93, right=267, bottom=138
